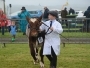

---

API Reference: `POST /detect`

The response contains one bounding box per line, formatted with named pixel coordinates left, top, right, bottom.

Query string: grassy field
left=0, top=44, right=90, bottom=68
left=61, top=32, right=90, bottom=38
left=0, top=32, right=90, bottom=38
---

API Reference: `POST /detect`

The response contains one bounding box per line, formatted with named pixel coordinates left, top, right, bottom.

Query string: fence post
left=3, top=43, right=6, bottom=47
left=63, top=43, right=65, bottom=47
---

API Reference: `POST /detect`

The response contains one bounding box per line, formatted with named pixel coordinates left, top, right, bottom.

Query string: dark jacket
left=84, top=6, right=90, bottom=18
left=43, top=8, right=49, bottom=19
left=83, top=6, right=90, bottom=32
left=61, top=9, right=68, bottom=18
left=69, top=8, right=75, bottom=15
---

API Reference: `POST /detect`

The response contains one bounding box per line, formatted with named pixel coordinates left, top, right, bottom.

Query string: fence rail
left=0, top=18, right=90, bottom=46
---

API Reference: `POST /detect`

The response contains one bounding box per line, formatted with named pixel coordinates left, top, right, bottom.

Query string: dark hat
left=21, top=7, right=26, bottom=10
left=48, top=11, right=58, bottom=18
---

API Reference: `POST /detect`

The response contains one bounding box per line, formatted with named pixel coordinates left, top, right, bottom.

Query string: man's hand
left=50, top=27, right=54, bottom=31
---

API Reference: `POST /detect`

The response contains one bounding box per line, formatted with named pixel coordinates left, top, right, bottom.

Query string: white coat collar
left=49, top=19, right=56, bottom=23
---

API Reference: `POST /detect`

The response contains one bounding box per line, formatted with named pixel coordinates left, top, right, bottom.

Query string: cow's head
left=26, top=16, right=42, bottom=37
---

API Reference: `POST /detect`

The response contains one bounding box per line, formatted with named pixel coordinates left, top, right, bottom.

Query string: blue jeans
left=1, top=26, right=5, bottom=35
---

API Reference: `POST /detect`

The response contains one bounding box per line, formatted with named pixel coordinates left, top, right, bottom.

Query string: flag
left=65, top=0, right=69, bottom=6
left=61, top=0, right=69, bottom=10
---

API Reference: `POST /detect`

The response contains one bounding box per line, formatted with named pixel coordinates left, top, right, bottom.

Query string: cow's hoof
left=33, top=59, right=39, bottom=65
left=40, top=62, right=44, bottom=68
left=33, top=61, right=37, bottom=65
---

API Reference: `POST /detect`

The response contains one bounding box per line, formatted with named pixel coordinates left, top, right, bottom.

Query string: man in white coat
left=40, top=11, right=63, bottom=68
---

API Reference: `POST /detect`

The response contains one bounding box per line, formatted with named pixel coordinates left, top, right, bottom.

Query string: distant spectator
left=10, top=18, right=17, bottom=42
left=55, top=10, right=59, bottom=21
left=0, top=10, right=7, bottom=35
left=61, top=7, right=68, bottom=26
left=0, top=21, right=1, bottom=32
left=43, top=7, right=49, bottom=21
left=0, top=9, right=1, bottom=32
left=69, top=8, right=75, bottom=15
left=84, top=6, right=90, bottom=32
left=7, top=20, right=11, bottom=32
left=18, top=7, right=31, bottom=35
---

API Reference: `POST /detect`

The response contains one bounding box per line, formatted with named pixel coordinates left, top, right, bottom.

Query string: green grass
left=0, top=32, right=90, bottom=38
left=0, top=44, right=90, bottom=68
left=61, top=32, right=90, bottom=38
left=0, top=32, right=26, bottom=38
left=64, top=28, right=80, bottom=30
left=62, top=24, right=83, bottom=26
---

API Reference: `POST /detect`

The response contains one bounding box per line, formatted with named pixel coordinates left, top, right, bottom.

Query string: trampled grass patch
left=0, top=44, right=90, bottom=68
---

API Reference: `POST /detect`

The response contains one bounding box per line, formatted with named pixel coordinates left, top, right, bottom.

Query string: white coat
left=40, top=20, right=63, bottom=55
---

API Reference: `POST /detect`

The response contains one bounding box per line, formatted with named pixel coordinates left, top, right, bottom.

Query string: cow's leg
left=35, top=40, right=39, bottom=55
left=36, top=48, right=38, bottom=55
left=40, top=44, right=44, bottom=63
left=35, top=47, right=39, bottom=59
left=29, top=42, right=39, bottom=64
left=29, top=43, right=37, bottom=60
left=34, top=41, right=39, bottom=62
left=39, top=44, right=44, bottom=68
left=34, top=47, right=38, bottom=58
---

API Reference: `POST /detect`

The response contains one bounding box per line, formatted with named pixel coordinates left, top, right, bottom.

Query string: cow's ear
left=37, top=15, right=42, bottom=22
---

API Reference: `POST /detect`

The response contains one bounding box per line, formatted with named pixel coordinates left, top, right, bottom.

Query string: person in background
left=0, top=10, right=7, bottom=35
left=18, top=7, right=31, bottom=35
left=10, top=18, right=16, bottom=42
left=0, top=21, right=1, bottom=32
left=69, top=8, right=75, bottom=15
left=7, top=20, right=11, bottom=32
left=43, top=7, right=49, bottom=21
left=61, top=7, right=68, bottom=26
left=55, top=10, right=59, bottom=21
left=0, top=9, right=2, bottom=32
left=40, top=11, right=63, bottom=68
left=84, top=6, right=90, bottom=32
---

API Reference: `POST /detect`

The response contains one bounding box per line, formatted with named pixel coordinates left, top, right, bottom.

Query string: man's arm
left=18, top=13, right=21, bottom=17
left=27, top=11, right=31, bottom=18
left=3, top=14, right=8, bottom=25
left=40, top=23, right=45, bottom=31
left=61, top=10, right=63, bottom=17
left=50, top=23, right=63, bottom=34
left=66, top=10, right=68, bottom=15
left=84, top=11, right=87, bottom=16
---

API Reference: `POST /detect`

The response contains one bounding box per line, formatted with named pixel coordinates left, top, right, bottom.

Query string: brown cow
left=26, top=16, right=45, bottom=68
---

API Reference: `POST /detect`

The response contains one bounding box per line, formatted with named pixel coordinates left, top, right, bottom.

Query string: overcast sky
left=5, top=0, right=90, bottom=6
left=4, top=0, right=90, bottom=12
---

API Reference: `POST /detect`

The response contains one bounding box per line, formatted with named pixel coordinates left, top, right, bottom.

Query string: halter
left=41, top=22, right=53, bottom=35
